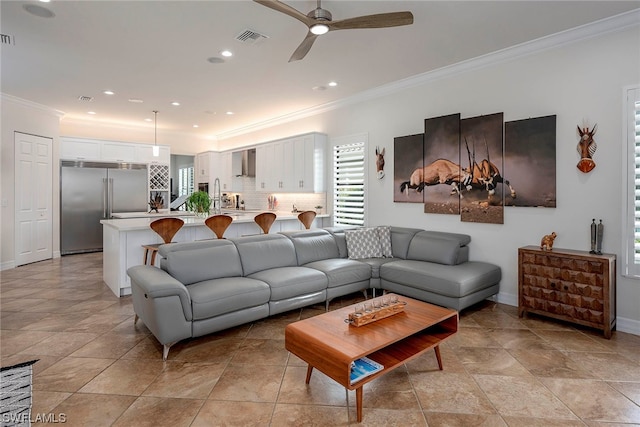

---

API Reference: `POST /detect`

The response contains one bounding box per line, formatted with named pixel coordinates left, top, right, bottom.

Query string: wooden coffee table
left=285, top=294, right=458, bottom=422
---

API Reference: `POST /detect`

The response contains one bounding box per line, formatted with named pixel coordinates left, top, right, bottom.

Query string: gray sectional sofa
left=127, top=227, right=501, bottom=360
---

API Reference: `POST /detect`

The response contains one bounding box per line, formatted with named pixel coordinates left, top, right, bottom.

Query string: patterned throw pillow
left=345, top=228, right=383, bottom=259
left=377, top=226, right=393, bottom=257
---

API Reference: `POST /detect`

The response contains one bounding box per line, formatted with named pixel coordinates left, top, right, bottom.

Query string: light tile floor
left=1, top=253, right=640, bottom=426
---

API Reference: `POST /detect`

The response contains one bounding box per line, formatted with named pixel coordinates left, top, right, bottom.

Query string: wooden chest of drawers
left=518, top=246, right=616, bottom=338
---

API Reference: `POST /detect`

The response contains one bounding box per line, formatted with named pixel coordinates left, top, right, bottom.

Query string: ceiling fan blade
left=289, top=32, right=318, bottom=62
left=328, top=11, right=414, bottom=31
left=253, top=0, right=312, bottom=26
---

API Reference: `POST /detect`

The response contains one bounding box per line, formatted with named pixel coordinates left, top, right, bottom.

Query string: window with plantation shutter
left=179, top=166, right=194, bottom=196
left=333, top=135, right=367, bottom=227
left=624, top=86, right=640, bottom=278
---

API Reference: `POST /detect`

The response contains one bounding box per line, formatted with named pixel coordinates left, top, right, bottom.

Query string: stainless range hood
left=236, top=148, right=256, bottom=177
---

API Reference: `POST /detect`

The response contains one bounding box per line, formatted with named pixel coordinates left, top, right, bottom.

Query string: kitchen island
left=100, top=210, right=330, bottom=297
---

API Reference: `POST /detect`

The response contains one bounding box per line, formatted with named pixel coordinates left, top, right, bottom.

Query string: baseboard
left=616, top=317, right=640, bottom=336
left=0, top=260, right=16, bottom=271
left=495, top=291, right=639, bottom=337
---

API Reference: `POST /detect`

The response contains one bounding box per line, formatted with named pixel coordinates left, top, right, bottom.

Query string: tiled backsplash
left=222, top=177, right=327, bottom=214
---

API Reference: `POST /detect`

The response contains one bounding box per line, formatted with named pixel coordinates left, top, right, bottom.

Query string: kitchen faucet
left=212, top=177, right=221, bottom=214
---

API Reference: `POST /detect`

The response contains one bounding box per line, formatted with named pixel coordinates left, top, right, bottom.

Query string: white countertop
left=101, top=211, right=328, bottom=231
left=111, top=210, right=195, bottom=219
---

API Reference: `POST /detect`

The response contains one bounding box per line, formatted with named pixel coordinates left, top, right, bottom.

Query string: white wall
left=0, top=95, right=62, bottom=269
left=220, top=25, right=640, bottom=332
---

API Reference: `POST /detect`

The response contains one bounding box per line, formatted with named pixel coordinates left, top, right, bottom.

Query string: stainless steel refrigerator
left=61, top=160, right=148, bottom=255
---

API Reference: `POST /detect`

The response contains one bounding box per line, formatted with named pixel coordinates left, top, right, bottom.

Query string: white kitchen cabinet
left=60, top=137, right=101, bottom=161
left=61, top=137, right=170, bottom=164
left=101, top=142, right=136, bottom=162
left=219, top=151, right=242, bottom=192
left=195, top=151, right=212, bottom=183
left=256, top=144, right=274, bottom=191
left=255, top=132, right=326, bottom=193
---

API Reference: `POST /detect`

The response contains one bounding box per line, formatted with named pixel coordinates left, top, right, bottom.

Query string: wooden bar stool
left=297, top=210, right=316, bottom=229
left=254, top=212, right=276, bottom=234
left=142, top=217, right=184, bottom=266
left=205, top=214, right=233, bottom=239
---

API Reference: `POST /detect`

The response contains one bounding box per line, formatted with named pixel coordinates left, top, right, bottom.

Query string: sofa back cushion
left=159, top=240, right=243, bottom=285
left=390, top=227, right=423, bottom=259
left=231, top=234, right=297, bottom=275
left=282, top=229, right=340, bottom=265
left=406, top=232, right=462, bottom=265
left=323, top=227, right=349, bottom=258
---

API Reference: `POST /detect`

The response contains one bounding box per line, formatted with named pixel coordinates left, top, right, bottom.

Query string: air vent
left=235, top=29, right=269, bottom=45
left=1, top=34, right=15, bottom=45
left=77, top=96, right=94, bottom=102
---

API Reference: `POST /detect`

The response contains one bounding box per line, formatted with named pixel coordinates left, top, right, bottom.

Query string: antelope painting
left=576, top=124, right=597, bottom=173
left=461, top=137, right=516, bottom=199
left=399, top=158, right=464, bottom=196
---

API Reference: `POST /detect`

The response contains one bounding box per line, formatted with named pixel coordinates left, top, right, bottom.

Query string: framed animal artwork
left=504, top=115, right=557, bottom=207
left=393, top=133, right=424, bottom=203
left=459, top=112, right=507, bottom=224
left=423, top=113, right=462, bottom=215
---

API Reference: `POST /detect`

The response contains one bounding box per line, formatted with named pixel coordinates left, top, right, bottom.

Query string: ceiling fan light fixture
left=310, top=23, right=329, bottom=35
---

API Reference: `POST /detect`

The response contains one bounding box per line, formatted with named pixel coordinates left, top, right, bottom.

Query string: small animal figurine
left=540, top=232, right=557, bottom=251
left=375, top=146, right=385, bottom=179
left=576, top=124, right=597, bottom=173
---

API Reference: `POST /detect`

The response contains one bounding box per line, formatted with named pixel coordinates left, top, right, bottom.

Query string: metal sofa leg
left=362, top=289, right=368, bottom=300
left=162, top=342, right=175, bottom=361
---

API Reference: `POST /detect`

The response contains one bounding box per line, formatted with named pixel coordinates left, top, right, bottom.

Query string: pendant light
left=152, top=110, right=160, bottom=157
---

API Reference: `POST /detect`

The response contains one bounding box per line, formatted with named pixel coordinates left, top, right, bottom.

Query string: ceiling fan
left=254, top=0, right=414, bottom=62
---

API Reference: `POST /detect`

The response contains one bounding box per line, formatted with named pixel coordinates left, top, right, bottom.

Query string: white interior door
left=15, top=132, right=53, bottom=266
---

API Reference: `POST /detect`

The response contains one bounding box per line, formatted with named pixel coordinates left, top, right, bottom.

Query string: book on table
left=350, top=357, right=384, bottom=384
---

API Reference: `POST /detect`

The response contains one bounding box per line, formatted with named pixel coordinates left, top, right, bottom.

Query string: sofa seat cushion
left=304, top=259, right=371, bottom=288
left=248, top=266, right=328, bottom=301
left=380, top=260, right=501, bottom=298
left=188, top=277, right=270, bottom=320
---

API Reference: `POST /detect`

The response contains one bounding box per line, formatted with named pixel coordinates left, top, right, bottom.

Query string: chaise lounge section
left=127, top=226, right=501, bottom=359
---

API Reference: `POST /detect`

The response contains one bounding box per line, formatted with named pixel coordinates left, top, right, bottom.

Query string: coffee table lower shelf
left=285, top=296, right=458, bottom=422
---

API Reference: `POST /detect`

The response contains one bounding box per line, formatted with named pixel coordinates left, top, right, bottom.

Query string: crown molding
left=217, top=8, right=640, bottom=141
left=1, top=93, right=65, bottom=118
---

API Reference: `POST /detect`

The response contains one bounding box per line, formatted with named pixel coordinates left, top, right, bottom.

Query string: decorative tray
left=346, top=294, right=406, bottom=327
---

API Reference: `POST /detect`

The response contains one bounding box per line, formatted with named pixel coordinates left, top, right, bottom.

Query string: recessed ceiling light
left=328, top=81, right=338, bottom=87
left=87, top=111, right=96, bottom=115
left=103, top=90, right=115, bottom=95
left=193, top=124, right=199, bottom=128
left=225, top=111, right=234, bottom=115
left=171, top=101, right=180, bottom=106
left=128, top=98, right=144, bottom=103
left=39, top=0, right=51, bottom=3
left=144, top=118, right=152, bottom=122
left=220, top=50, right=233, bottom=57
left=23, top=4, right=55, bottom=18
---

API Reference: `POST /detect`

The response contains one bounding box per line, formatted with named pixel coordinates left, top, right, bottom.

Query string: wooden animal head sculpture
left=375, top=146, right=386, bottom=179
left=576, top=124, right=597, bottom=173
